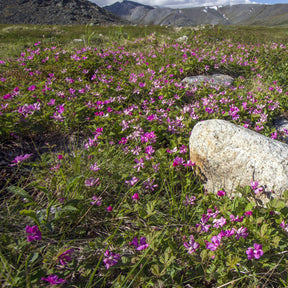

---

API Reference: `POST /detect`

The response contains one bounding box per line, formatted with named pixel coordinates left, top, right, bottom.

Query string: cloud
left=90, top=0, right=256, bottom=9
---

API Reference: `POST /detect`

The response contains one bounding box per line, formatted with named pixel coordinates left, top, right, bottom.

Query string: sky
left=90, top=0, right=288, bottom=9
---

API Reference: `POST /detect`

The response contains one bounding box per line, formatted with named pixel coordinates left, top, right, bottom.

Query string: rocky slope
left=0, top=0, right=125, bottom=25
left=104, top=1, right=288, bottom=26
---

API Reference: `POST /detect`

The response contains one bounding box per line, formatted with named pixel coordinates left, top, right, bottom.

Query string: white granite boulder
left=176, top=35, right=188, bottom=42
left=189, top=119, right=288, bottom=203
left=182, top=74, right=234, bottom=87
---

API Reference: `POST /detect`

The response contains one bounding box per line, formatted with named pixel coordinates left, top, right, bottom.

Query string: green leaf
left=272, top=236, right=281, bottom=248
left=226, top=254, right=241, bottom=271
left=35, top=186, right=49, bottom=195
left=29, top=252, right=39, bottom=264
left=256, top=216, right=264, bottom=225
left=145, top=200, right=157, bottom=218
left=150, top=264, right=160, bottom=276
left=55, top=205, right=78, bottom=220
left=245, top=201, right=255, bottom=212
left=66, top=175, right=83, bottom=191
left=269, top=199, right=286, bottom=210
left=7, top=186, right=34, bottom=202
left=20, top=209, right=40, bottom=226
left=260, top=223, right=270, bottom=239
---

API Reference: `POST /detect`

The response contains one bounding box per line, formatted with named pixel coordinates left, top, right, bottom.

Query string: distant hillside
left=0, top=0, right=125, bottom=25
left=104, top=1, right=288, bottom=26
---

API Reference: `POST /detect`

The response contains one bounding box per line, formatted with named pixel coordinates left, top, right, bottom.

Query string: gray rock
left=176, top=35, right=188, bottom=42
left=273, top=117, right=288, bottom=144
left=0, top=0, right=126, bottom=25
left=182, top=74, right=234, bottom=87
left=189, top=119, right=288, bottom=204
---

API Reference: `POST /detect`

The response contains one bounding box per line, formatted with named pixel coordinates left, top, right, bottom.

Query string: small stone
left=182, top=74, right=234, bottom=87
left=176, top=35, right=188, bottom=42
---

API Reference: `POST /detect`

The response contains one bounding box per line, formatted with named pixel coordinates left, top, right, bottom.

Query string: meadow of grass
left=0, top=24, right=288, bottom=287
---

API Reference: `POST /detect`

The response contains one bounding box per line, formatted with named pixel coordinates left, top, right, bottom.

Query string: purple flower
left=250, top=181, right=259, bottom=190
left=206, top=235, right=221, bottom=251
left=167, top=147, right=177, bottom=153
left=183, top=195, right=196, bottom=206
left=25, top=225, right=42, bottom=242
left=212, top=217, right=227, bottom=228
left=103, top=250, right=121, bottom=269
left=207, top=207, right=220, bottom=219
left=280, top=220, right=288, bottom=233
left=56, top=104, right=65, bottom=114
left=173, top=156, right=184, bottom=167
left=41, top=274, right=66, bottom=285
left=152, top=163, right=160, bottom=173
left=47, top=98, right=55, bottom=105
left=179, top=145, right=188, bottom=154
left=271, top=132, right=278, bottom=139
left=85, top=177, right=99, bottom=187
left=234, top=227, right=249, bottom=240
left=143, top=178, right=158, bottom=191
left=244, top=211, right=253, bottom=217
left=132, top=193, right=139, bottom=201
left=106, top=206, right=113, bottom=212
left=183, top=235, right=200, bottom=254
left=119, top=137, right=128, bottom=145
left=133, top=158, right=145, bottom=172
left=196, top=217, right=211, bottom=233
left=222, top=229, right=235, bottom=237
left=183, top=160, right=195, bottom=167
left=145, top=145, right=155, bottom=159
left=217, top=190, right=226, bottom=197
left=250, top=181, right=264, bottom=194
left=130, top=236, right=149, bottom=251
left=90, top=162, right=100, bottom=171
left=58, top=248, right=74, bottom=265
left=28, top=85, right=37, bottom=91
left=230, top=214, right=243, bottom=223
left=246, top=243, right=264, bottom=260
left=91, top=196, right=102, bottom=206
left=10, top=154, right=32, bottom=166
left=125, top=176, right=139, bottom=186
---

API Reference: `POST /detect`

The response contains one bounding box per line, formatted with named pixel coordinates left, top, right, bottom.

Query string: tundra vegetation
left=0, top=24, right=288, bottom=287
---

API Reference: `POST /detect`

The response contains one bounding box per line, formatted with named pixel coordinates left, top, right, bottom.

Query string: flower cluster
left=25, top=225, right=42, bottom=242
left=246, top=243, right=264, bottom=260
left=41, top=274, right=66, bottom=285
left=103, top=250, right=121, bottom=269
left=130, top=236, right=149, bottom=251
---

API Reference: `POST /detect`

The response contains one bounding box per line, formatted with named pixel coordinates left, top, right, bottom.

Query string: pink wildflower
left=41, top=275, right=66, bottom=285
left=234, top=227, right=249, bottom=240
left=212, top=217, right=227, bottom=228
left=244, top=211, right=253, bottom=217
left=58, top=248, right=74, bottom=265
left=25, top=225, right=42, bottom=242
left=246, top=243, right=264, bottom=260
left=183, top=195, right=196, bottom=206
left=217, top=190, right=226, bottom=197
left=10, top=154, right=32, bottom=166
left=91, top=196, right=102, bottom=206
left=125, top=176, right=139, bottom=186
left=206, top=235, right=221, bottom=251
left=183, top=235, right=200, bottom=254
left=103, top=250, right=121, bottom=269
left=85, top=177, right=99, bottom=187
left=132, top=193, right=139, bottom=201
left=130, top=236, right=149, bottom=251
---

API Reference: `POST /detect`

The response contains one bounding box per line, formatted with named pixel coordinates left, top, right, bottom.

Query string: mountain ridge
left=104, top=1, right=288, bottom=26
